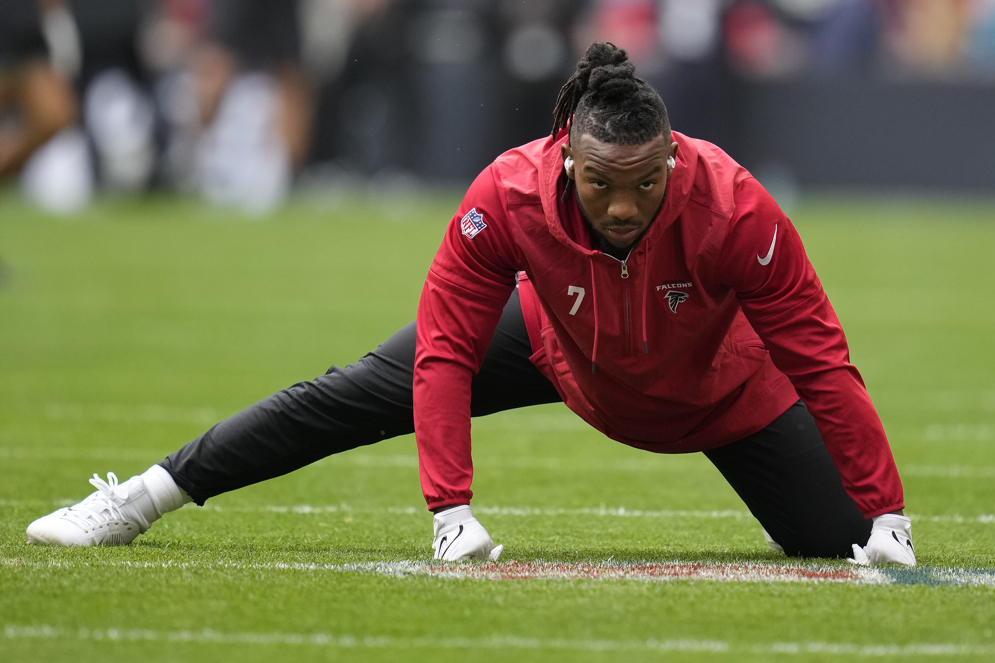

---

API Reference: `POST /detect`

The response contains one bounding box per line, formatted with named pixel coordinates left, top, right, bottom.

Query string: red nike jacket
left=414, top=130, right=904, bottom=518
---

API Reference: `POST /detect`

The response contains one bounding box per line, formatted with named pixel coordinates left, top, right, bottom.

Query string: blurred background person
left=191, top=0, right=314, bottom=213
left=0, top=0, right=77, bottom=180
left=496, top=0, right=583, bottom=161
left=70, top=0, right=159, bottom=194
left=880, top=0, right=970, bottom=76
left=966, top=0, right=995, bottom=75
left=1, top=0, right=82, bottom=212
left=5, top=0, right=994, bottom=213
left=9, top=0, right=175, bottom=213
left=309, top=0, right=420, bottom=182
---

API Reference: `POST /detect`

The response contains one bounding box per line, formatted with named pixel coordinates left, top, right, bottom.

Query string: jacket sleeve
left=715, top=176, right=904, bottom=518
left=414, top=165, right=522, bottom=510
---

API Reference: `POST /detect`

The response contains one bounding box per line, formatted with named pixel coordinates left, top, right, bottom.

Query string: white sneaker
left=27, top=472, right=158, bottom=546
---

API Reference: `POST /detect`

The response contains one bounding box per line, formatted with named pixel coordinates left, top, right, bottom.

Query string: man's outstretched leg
left=26, top=290, right=560, bottom=546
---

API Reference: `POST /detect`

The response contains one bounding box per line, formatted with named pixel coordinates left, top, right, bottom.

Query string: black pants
left=161, top=290, right=871, bottom=558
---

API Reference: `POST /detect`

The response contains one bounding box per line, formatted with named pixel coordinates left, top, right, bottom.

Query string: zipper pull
left=620, top=261, right=629, bottom=279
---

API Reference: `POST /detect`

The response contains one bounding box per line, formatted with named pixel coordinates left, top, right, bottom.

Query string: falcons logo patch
left=664, top=290, right=689, bottom=314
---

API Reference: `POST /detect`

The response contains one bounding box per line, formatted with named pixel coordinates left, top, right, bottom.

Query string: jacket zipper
left=603, top=249, right=634, bottom=354
left=602, top=250, right=633, bottom=278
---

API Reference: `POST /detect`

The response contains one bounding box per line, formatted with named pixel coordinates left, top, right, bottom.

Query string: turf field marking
left=901, top=464, right=995, bottom=479
left=35, top=403, right=220, bottom=426
left=7, top=443, right=995, bottom=481
left=5, top=624, right=995, bottom=656
left=4, top=498, right=995, bottom=525
left=6, top=558, right=995, bottom=588
left=7, top=624, right=723, bottom=652
left=205, top=502, right=995, bottom=525
left=0, top=447, right=170, bottom=462
left=343, top=454, right=995, bottom=479
left=340, top=561, right=995, bottom=588
left=253, top=503, right=755, bottom=520
left=369, top=560, right=891, bottom=584
left=875, top=388, right=995, bottom=413
left=924, top=423, right=994, bottom=442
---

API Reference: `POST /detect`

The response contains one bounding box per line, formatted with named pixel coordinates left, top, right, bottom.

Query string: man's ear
left=561, top=143, right=575, bottom=180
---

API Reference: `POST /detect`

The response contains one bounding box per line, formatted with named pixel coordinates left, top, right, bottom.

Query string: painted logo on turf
left=460, top=208, right=487, bottom=239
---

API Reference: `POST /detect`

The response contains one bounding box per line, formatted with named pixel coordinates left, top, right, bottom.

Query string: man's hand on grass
left=849, top=512, right=916, bottom=567
left=432, top=505, right=503, bottom=561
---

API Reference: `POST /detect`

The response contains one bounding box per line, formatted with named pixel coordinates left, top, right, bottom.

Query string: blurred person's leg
left=256, top=0, right=310, bottom=168
left=4, top=0, right=88, bottom=211
left=202, top=0, right=310, bottom=165
left=0, top=61, right=77, bottom=179
left=191, top=0, right=311, bottom=211
left=191, top=42, right=234, bottom=128
left=272, top=62, right=311, bottom=168
left=67, top=0, right=159, bottom=192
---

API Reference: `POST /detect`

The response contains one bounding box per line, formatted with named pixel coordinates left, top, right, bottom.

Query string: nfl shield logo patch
left=460, top=208, right=487, bottom=239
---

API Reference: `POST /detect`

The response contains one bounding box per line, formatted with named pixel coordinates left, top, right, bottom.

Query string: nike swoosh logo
left=757, top=224, right=778, bottom=266
left=440, top=524, right=464, bottom=558
left=893, top=531, right=914, bottom=551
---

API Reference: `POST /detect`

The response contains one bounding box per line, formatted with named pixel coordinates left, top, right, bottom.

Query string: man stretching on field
left=27, top=43, right=915, bottom=567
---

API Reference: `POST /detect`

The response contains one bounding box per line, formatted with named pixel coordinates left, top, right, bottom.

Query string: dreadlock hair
left=551, top=42, right=670, bottom=145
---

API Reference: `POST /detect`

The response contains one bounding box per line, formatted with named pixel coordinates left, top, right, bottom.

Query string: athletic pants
left=161, top=289, right=872, bottom=558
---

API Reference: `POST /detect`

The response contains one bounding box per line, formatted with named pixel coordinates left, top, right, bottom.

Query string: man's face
left=562, top=133, right=679, bottom=250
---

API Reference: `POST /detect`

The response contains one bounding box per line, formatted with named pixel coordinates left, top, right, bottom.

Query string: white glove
left=432, top=505, right=503, bottom=561
left=848, top=513, right=916, bottom=567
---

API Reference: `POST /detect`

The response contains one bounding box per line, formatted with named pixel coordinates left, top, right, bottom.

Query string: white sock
left=137, top=465, right=191, bottom=522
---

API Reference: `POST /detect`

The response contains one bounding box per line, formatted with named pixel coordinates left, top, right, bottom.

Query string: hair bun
left=551, top=41, right=656, bottom=138
left=575, top=42, right=632, bottom=96
left=587, top=63, right=638, bottom=104
left=583, top=42, right=630, bottom=71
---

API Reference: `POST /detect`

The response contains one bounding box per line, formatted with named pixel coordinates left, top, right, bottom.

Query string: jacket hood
left=537, top=129, right=699, bottom=255
left=533, top=129, right=700, bottom=372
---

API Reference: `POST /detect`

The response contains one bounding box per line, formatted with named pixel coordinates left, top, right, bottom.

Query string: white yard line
left=248, top=504, right=754, bottom=520
left=2, top=558, right=882, bottom=584
left=359, top=560, right=896, bottom=585
left=900, top=464, right=995, bottom=479
left=5, top=442, right=995, bottom=480
left=345, top=457, right=995, bottom=478
left=922, top=424, right=994, bottom=443
left=4, top=559, right=995, bottom=588
left=5, top=624, right=995, bottom=656
left=3, top=497, right=994, bottom=525
left=43, top=403, right=220, bottom=426
left=0, top=448, right=170, bottom=462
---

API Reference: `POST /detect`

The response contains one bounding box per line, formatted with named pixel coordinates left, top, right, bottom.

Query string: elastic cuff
left=156, top=461, right=207, bottom=507
left=425, top=497, right=471, bottom=512
left=861, top=502, right=905, bottom=519
left=142, top=464, right=189, bottom=513
left=872, top=513, right=911, bottom=529
left=433, top=504, right=472, bottom=527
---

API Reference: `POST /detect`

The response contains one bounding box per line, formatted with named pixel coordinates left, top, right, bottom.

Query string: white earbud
left=667, top=156, right=676, bottom=169
left=564, top=157, right=574, bottom=172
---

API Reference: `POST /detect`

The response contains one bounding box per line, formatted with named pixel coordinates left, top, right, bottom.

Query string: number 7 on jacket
left=567, top=286, right=585, bottom=316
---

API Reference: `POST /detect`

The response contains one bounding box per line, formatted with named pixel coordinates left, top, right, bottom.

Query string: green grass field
left=1, top=191, right=994, bottom=662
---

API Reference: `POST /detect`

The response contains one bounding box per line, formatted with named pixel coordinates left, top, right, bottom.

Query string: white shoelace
left=61, top=473, right=131, bottom=531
